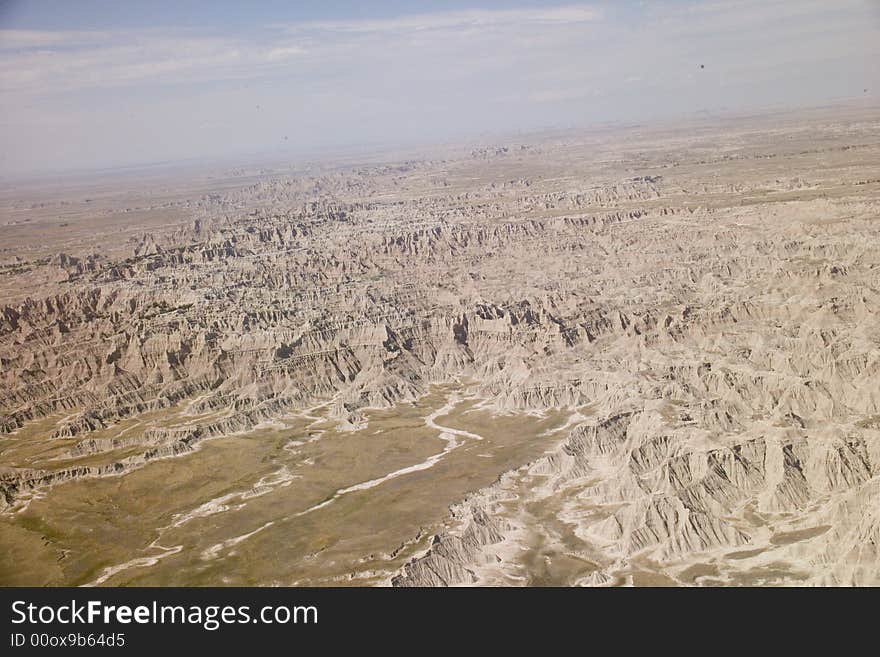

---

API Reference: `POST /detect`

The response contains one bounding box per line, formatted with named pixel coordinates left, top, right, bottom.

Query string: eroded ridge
left=2, top=106, right=880, bottom=585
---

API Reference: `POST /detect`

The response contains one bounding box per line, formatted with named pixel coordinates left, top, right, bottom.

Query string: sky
left=0, top=0, right=878, bottom=176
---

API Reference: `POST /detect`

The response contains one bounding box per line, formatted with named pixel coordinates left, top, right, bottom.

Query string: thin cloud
left=0, top=30, right=306, bottom=94
left=281, top=6, right=602, bottom=34
left=0, top=28, right=112, bottom=49
left=0, top=6, right=603, bottom=95
left=0, top=1, right=877, bottom=175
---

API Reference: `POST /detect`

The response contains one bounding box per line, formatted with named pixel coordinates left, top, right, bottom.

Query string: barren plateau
left=2, top=104, right=880, bottom=586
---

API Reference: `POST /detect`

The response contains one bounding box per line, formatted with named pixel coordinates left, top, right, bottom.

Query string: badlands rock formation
left=1, top=105, right=879, bottom=585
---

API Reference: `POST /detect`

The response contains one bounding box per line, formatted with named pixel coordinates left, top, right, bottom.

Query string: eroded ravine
left=3, top=107, right=880, bottom=586
left=1, top=387, right=570, bottom=585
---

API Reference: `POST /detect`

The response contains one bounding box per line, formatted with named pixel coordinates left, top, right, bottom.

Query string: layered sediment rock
left=2, top=111, right=880, bottom=584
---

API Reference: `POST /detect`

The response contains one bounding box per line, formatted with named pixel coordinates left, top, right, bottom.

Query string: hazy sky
left=1, top=0, right=878, bottom=176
